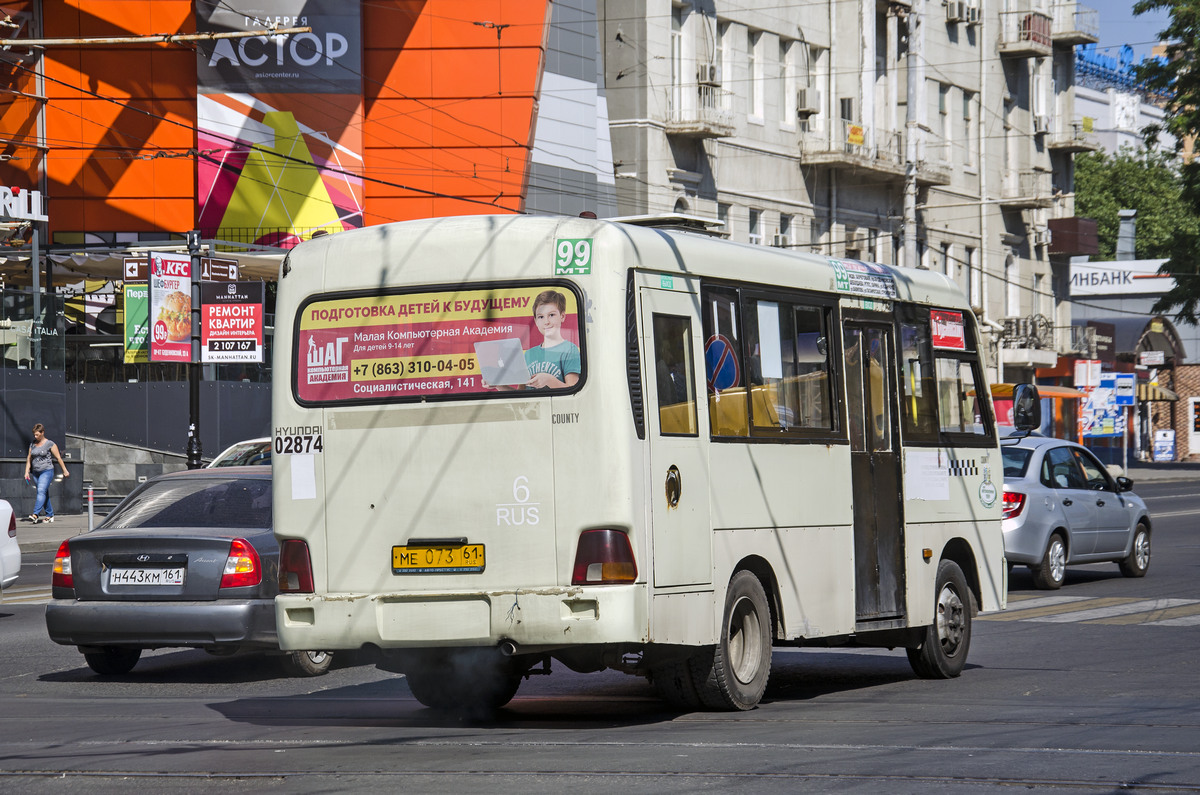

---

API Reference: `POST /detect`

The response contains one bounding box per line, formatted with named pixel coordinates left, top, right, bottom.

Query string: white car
left=1, top=499, right=21, bottom=590
left=207, top=437, right=271, bottom=468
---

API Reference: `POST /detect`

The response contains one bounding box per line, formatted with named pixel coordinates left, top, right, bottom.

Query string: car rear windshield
left=1002, top=447, right=1033, bottom=478
left=293, top=282, right=585, bottom=405
left=210, top=441, right=271, bottom=467
left=102, top=478, right=271, bottom=530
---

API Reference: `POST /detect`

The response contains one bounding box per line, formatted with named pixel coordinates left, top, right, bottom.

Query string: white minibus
left=273, top=214, right=1028, bottom=712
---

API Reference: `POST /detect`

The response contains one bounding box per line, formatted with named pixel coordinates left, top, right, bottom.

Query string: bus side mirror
left=1012, top=383, right=1042, bottom=432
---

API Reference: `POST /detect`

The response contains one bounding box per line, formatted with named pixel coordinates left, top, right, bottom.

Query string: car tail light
left=572, top=529, right=637, bottom=585
left=1002, top=491, right=1026, bottom=520
left=279, top=539, right=314, bottom=593
left=52, top=540, right=73, bottom=589
left=219, top=538, right=262, bottom=589
left=7, top=511, right=14, bottom=538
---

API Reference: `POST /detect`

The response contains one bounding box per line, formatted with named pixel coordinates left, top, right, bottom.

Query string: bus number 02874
left=275, top=433, right=323, bottom=454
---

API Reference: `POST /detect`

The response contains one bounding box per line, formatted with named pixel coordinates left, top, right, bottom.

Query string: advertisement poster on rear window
left=149, top=253, right=192, bottom=363
left=296, top=285, right=583, bottom=404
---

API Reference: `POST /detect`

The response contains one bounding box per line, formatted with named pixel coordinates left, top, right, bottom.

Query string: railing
left=1052, top=2, right=1099, bottom=42
left=1047, top=120, right=1098, bottom=152
left=1056, top=324, right=1097, bottom=358
left=201, top=225, right=347, bottom=251
left=999, top=10, right=1053, bottom=55
left=800, top=120, right=903, bottom=171
left=1000, top=170, right=1054, bottom=206
left=665, top=84, right=735, bottom=137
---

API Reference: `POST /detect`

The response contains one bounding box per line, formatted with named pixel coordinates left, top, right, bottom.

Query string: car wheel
left=281, top=650, right=333, bottom=677
left=83, top=647, right=141, bottom=676
left=1030, top=534, right=1067, bottom=590
left=907, top=560, right=973, bottom=679
left=691, top=569, right=772, bottom=710
left=1118, top=523, right=1151, bottom=578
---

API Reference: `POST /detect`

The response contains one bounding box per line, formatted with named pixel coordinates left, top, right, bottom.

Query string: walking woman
left=24, top=423, right=69, bottom=523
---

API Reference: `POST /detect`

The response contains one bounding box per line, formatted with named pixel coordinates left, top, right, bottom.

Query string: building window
left=748, top=29, right=763, bottom=122
left=963, top=91, right=976, bottom=168
left=942, top=242, right=952, bottom=277
left=718, top=202, right=730, bottom=235
left=779, top=214, right=792, bottom=246
left=749, top=208, right=763, bottom=245
left=938, top=83, right=950, bottom=161
left=779, top=39, right=795, bottom=128
left=1005, top=254, right=1019, bottom=317
left=967, top=246, right=980, bottom=308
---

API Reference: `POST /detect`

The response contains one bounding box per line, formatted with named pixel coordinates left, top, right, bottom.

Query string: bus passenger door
left=844, top=323, right=906, bottom=621
left=642, top=285, right=713, bottom=588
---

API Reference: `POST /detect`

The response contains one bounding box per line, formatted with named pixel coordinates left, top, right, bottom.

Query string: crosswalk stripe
left=1145, top=614, right=1200, bottom=627
left=992, top=595, right=1092, bottom=612
left=1025, top=598, right=1198, bottom=623
left=981, top=596, right=1130, bottom=621
left=1089, top=601, right=1200, bottom=625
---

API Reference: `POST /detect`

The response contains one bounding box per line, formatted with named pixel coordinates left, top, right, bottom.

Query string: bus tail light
left=219, top=539, right=262, bottom=589
left=52, top=540, right=73, bottom=589
left=279, top=539, right=315, bottom=593
left=1002, top=491, right=1026, bottom=520
left=572, top=529, right=637, bottom=585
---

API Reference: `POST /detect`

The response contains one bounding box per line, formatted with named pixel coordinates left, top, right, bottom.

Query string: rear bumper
left=45, top=599, right=277, bottom=649
left=276, top=585, right=648, bottom=653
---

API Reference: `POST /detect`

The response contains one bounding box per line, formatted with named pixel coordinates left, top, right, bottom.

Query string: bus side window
left=702, top=286, right=749, bottom=437
left=652, top=314, right=698, bottom=436
left=899, top=322, right=938, bottom=440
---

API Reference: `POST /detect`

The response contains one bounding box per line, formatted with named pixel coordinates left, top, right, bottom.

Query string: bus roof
left=282, top=215, right=972, bottom=313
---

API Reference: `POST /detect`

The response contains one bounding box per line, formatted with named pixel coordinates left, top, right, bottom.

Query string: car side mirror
left=1011, top=383, right=1042, bottom=432
left=1116, top=476, right=1134, bottom=492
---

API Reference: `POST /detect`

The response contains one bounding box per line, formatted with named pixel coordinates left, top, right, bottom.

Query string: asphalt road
left=1, top=479, right=1199, bottom=793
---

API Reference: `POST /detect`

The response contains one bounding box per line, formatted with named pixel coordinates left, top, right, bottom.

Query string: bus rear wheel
left=403, top=649, right=521, bottom=715
left=696, top=570, right=772, bottom=710
left=907, top=559, right=972, bottom=679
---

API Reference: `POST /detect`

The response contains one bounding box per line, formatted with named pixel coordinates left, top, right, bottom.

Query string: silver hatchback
left=1001, top=435, right=1151, bottom=589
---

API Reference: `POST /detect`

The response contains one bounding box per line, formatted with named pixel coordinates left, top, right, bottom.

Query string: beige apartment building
left=599, top=0, right=1100, bottom=381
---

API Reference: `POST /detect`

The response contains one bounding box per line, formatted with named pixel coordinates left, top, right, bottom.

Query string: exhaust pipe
left=498, top=639, right=518, bottom=657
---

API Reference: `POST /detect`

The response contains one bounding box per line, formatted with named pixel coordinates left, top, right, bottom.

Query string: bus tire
left=907, top=559, right=972, bottom=679
left=404, top=650, right=521, bottom=714
left=693, top=570, right=772, bottom=711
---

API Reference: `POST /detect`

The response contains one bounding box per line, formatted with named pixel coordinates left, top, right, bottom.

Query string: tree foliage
left=1074, top=149, right=1197, bottom=261
left=1134, top=1, right=1200, bottom=323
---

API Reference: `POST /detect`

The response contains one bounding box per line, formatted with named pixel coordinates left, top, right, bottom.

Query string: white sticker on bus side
left=497, top=475, right=540, bottom=526
left=291, top=453, right=316, bottom=500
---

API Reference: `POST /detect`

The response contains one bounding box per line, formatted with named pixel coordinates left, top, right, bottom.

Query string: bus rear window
left=294, top=283, right=584, bottom=404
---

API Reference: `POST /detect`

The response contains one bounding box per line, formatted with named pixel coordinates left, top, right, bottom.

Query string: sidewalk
left=15, top=461, right=1200, bottom=555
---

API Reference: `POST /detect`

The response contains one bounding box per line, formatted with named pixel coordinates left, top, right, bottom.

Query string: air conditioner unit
left=946, top=1, right=966, bottom=22
left=1033, top=114, right=1052, bottom=134
left=965, top=5, right=980, bottom=25
left=772, top=234, right=790, bottom=248
left=796, top=88, right=818, bottom=118
left=1032, top=227, right=1051, bottom=247
left=697, top=63, right=721, bottom=86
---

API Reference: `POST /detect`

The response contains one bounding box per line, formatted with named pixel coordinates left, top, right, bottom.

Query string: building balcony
left=1047, top=121, right=1100, bottom=153
left=799, top=121, right=906, bottom=178
left=999, top=10, right=1053, bottom=58
left=999, top=170, right=1054, bottom=209
left=1052, top=2, right=1099, bottom=46
left=664, top=84, right=735, bottom=139
left=915, top=139, right=953, bottom=186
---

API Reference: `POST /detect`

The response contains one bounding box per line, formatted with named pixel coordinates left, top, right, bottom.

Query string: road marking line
left=1026, top=598, right=1196, bottom=623
left=981, top=596, right=1117, bottom=621
left=1145, top=614, right=1200, bottom=626
left=1092, top=602, right=1200, bottom=625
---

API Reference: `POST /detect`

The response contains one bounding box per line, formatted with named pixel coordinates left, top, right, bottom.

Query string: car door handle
left=1062, top=498, right=1073, bottom=506
left=1096, top=499, right=1105, bottom=506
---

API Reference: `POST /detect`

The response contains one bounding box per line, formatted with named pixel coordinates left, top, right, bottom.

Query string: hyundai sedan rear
left=45, top=468, right=330, bottom=676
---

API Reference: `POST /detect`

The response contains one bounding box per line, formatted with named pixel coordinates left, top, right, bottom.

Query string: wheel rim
left=727, top=595, right=764, bottom=685
left=306, top=651, right=330, bottom=666
left=1134, top=530, right=1150, bottom=570
left=1048, top=538, right=1066, bottom=583
left=935, top=582, right=966, bottom=656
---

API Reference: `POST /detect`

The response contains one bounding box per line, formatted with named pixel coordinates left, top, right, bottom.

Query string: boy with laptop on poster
left=478, top=289, right=580, bottom=391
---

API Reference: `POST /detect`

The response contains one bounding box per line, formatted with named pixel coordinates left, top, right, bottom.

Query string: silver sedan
left=1001, top=435, right=1151, bottom=589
